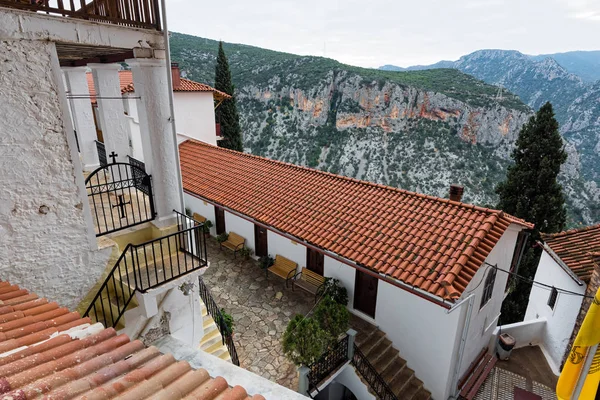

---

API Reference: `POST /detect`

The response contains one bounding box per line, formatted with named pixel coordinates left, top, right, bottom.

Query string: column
left=297, top=365, right=310, bottom=396
left=62, top=67, right=99, bottom=171
left=89, top=63, right=130, bottom=164
left=126, top=58, right=182, bottom=221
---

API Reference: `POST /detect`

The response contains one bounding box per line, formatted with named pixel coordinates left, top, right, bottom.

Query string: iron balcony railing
left=83, top=211, right=208, bottom=329
left=0, top=0, right=161, bottom=30
left=307, top=335, right=350, bottom=391
left=95, top=140, right=107, bottom=167
left=352, top=345, right=398, bottom=400
left=197, top=277, right=240, bottom=366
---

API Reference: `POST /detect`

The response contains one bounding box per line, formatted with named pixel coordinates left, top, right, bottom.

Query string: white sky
left=165, top=0, right=600, bottom=68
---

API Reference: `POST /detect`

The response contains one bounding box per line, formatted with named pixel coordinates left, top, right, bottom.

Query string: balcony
left=0, top=0, right=161, bottom=30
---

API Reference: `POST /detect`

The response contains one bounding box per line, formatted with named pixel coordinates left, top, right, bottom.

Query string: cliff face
left=170, top=33, right=599, bottom=226
left=238, top=71, right=530, bottom=206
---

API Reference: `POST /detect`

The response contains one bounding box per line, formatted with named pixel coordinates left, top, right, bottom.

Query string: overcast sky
left=165, top=0, right=599, bottom=68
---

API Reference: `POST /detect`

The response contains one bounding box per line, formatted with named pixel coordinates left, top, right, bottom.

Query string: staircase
left=199, top=301, right=232, bottom=362
left=350, top=315, right=432, bottom=400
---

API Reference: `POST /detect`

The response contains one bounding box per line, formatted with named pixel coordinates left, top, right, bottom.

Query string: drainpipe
left=160, top=0, right=185, bottom=214
left=447, top=293, right=475, bottom=399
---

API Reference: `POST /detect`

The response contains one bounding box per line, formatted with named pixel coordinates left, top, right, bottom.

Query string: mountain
left=169, top=33, right=599, bottom=226
left=529, top=51, right=600, bottom=83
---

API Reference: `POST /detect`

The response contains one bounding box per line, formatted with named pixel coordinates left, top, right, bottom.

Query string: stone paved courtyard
left=201, top=238, right=314, bottom=390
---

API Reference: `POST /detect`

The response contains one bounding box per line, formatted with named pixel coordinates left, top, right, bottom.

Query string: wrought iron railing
left=84, top=214, right=207, bottom=328
left=95, top=140, right=107, bottom=167
left=0, top=0, right=162, bottom=30
left=352, top=345, right=398, bottom=400
left=197, top=277, right=240, bottom=366
left=127, top=155, right=150, bottom=195
left=308, top=335, right=350, bottom=390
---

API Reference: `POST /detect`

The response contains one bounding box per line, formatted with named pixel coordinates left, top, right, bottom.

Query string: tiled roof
left=542, top=224, right=600, bottom=282
left=86, top=71, right=230, bottom=103
left=0, top=280, right=265, bottom=400
left=179, top=140, right=533, bottom=301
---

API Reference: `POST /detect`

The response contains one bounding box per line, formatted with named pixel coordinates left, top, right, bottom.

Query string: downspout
left=160, top=0, right=186, bottom=214
left=447, top=293, right=475, bottom=399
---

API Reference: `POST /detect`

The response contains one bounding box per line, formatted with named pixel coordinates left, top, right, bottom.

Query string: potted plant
left=216, top=232, right=229, bottom=244
left=220, top=308, right=235, bottom=336
left=260, top=255, right=275, bottom=270
left=238, top=246, right=253, bottom=260
left=316, top=278, right=349, bottom=306
left=202, top=220, right=213, bottom=237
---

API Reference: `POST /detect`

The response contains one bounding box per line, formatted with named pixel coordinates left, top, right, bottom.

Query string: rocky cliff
left=170, top=33, right=598, bottom=226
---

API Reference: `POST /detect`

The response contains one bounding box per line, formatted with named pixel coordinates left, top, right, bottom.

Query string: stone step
left=381, top=357, right=407, bottom=383
left=365, top=337, right=392, bottom=361
left=413, top=388, right=432, bottom=400
left=398, top=376, right=425, bottom=400
left=372, top=344, right=400, bottom=375
left=200, top=328, right=221, bottom=349
left=390, top=364, right=415, bottom=396
left=359, top=330, right=386, bottom=355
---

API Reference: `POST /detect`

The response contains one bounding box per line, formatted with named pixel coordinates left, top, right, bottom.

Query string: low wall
left=489, top=318, right=547, bottom=351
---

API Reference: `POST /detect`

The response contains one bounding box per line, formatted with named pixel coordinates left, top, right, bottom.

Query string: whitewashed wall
left=524, top=251, right=585, bottom=374
left=324, top=256, right=357, bottom=310
left=184, top=193, right=217, bottom=236
left=224, top=211, right=255, bottom=252
left=376, top=280, right=463, bottom=400
left=332, top=365, right=376, bottom=400
left=267, top=230, right=306, bottom=274
left=458, top=226, right=521, bottom=380
left=0, top=39, right=111, bottom=309
left=173, top=92, right=217, bottom=146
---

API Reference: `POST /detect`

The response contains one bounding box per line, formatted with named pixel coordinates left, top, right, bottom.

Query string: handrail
left=307, top=335, right=350, bottom=391
left=197, top=277, right=240, bottom=366
left=83, top=210, right=208, bottom=327
left=352, top=344, right=399, bottom=400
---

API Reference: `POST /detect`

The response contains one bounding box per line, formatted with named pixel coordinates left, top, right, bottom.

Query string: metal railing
left=308, top=335, right=350, bottom=391
left=352, top=345, right=398, bottom=400
left=197, top=277, right=240, bottom=366
left=0, top=0, right=161, bottom=30
left=84, top=212, right=208, bottom=328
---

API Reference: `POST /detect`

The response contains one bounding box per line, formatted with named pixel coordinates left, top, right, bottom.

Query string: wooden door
left=306, top=248, right=324, bottom=276
left=215, top=206, right=226, bottom=235
left=353, top=270, right=378, bottom=318
left=254, top=224, right=268, bottom=257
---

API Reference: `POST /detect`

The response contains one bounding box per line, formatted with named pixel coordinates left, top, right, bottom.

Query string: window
left=506, top=231, right=529, bottom=291
left=548, top=287, right=558, bottom=310
left=480, top=268, right=497, bottom=309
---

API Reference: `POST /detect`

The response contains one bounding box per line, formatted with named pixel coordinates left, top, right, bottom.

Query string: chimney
left=171, top=62, right=181, bottom=89
left=449, top=184, right=464, bottom=202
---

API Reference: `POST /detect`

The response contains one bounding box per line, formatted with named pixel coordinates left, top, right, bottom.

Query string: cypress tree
left=214, top=41, right=243, bottom=152
left=497, top=102, right=567, bottom=323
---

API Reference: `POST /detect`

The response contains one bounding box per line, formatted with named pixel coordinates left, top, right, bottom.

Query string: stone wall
left=0, top=39, right=111, bottom=309
left=562, top=266, right=600, bottom=368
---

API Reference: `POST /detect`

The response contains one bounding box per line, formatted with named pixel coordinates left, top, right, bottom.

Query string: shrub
left=260, top=255, right=275, bottom=269
left=239, top=246, right=253, bottom=260
left=220, top=308, right=234, bottom=335
left=216, top=233, right=229, bottom=243
left=314, top=295, right=349, bottom=347
left=282, top=315, right=327, bottom=366
left=202, top=220, right=213, bottom=234
left=318, top=278, right=348, bottom=306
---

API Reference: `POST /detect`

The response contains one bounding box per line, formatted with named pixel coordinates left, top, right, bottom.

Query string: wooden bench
left=292, top=267, right=325, bottom=302
left=192, top=213, right=206, bottom=224
left=267, top=255, right=298, bottom=287
left=219, top=232, right=246, bottom=258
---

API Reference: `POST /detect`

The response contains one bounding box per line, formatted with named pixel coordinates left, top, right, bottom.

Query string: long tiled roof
left=0, top=280, right=264, bottom=400
left=86, top=71, right=230, bottom=103
left=542, top=224, right=600, bottom=282
left=179, top=140, right=533, bottom=301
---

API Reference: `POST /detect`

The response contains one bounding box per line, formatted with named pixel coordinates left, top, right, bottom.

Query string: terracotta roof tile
left=542, top=223, right=600, bottom=282
left=85, top=71, right=230, bottom=103
left=0, top=281, right=266, bottom=400
left=179, top=140, right=533, bottom=301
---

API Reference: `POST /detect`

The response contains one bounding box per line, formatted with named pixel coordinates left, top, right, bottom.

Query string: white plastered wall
left=173, top=92, right=217, bottom=146
left=0, top=39, right=112, bottom=309
left=184, top=194, right=217, bottom=236
left=524, top=250, right=585, bottom=374
left=266, top=230, right=306, bottom=273
left=224, top=212, right=255, bottom=253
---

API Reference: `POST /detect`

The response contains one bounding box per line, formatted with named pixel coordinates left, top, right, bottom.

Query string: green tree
left=314, top=296, right=349, bottom=347
left=496, top=102, right=567, bottom=323
left=214, top=41, right=243, bottom=151
left=282, top=315, right=327, bottom=366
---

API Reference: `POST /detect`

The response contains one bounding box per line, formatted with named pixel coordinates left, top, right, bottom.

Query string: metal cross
left=109, top=151, right=119, bottom=164
left=112, top=195, right=131, bottom=219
